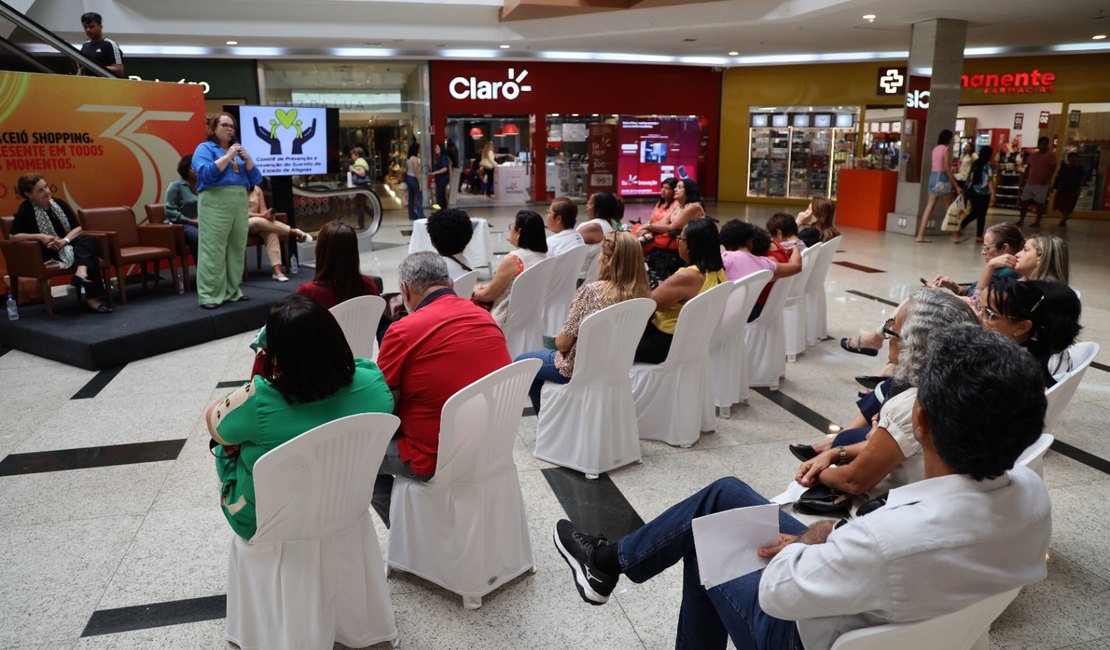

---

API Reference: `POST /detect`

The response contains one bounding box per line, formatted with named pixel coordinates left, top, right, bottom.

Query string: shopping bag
left=942, top=195, right=968, bottom=232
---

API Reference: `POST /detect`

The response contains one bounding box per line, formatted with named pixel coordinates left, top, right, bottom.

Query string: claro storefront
left=429, top=61, right=721, bottom=203
left=718, top=53, right=1110, bottom=219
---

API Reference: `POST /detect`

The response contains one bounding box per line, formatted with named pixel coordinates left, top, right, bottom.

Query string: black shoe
left=854, top=375, right=886, bottom=390
left=789, top=444, right=818, bottom=462
left=69, top=274, right=94, bottom=289
left=86, top=301, right=112, bottom=314
left=554, top=520, right=617, bottom=605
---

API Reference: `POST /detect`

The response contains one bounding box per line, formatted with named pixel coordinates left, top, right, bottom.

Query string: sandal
left=201, top=303, right=219, bottom=310
left=854, top=375, right=887, bottom=390
left=789, top=444, right=818, bottom=462
left=840, top=337, right=879, bottom=357
left=86, top=302, right=113, bottom=314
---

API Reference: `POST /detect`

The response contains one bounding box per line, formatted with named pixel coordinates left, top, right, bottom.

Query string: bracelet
left=837, top=446, right=847, bottom=465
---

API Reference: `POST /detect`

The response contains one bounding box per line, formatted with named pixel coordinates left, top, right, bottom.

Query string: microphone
left=230, top=138, right=242, bottom=172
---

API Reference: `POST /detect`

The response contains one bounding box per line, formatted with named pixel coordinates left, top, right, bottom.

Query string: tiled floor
left=1, top=201, right=1108, bottom=649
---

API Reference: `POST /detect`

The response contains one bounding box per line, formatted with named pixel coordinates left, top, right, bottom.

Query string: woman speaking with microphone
left=192, top=112, right=263, bottom=309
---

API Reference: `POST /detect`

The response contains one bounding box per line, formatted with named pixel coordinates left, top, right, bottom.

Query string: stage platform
left=0, top=271, right=307, bottom=370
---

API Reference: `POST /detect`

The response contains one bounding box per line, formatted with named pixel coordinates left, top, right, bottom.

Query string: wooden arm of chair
left=0, top=239, right=49, bottom=279
left=136, top=224, right=180, bottom=251
left=274, top=212, right=289, bottom=225
left=81, top=229, right=121, bottom=263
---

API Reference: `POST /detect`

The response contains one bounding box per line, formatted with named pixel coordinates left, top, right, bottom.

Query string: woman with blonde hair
left=797, top=196, right=839, bottom=247
left=515, top=230, right=651, bottom=414
left=973, top=233, right=1069, bottom=293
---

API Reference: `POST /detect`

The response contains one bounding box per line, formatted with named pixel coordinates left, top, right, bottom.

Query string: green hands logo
left=253, top=108, right=317, bottom=155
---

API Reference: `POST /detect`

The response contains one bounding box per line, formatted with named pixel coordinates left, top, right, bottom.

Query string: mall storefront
left=429, top=61, right=721, bottom=204
left=718, top=53, right=1110, bottom=221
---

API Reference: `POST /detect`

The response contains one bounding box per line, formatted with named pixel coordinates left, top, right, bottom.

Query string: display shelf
left=994, top=170, right=1023, bottom=209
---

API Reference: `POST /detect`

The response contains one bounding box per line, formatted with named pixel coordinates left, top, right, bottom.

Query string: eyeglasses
left=972, top=297, right=1013, bottom=322
left=981, top=243, right=1000, bottom=253
left=881, top=317, right=900, bottom=340
left=676, top=235, right=687, bottom=242
left=217, top=123, right=235, bottom=129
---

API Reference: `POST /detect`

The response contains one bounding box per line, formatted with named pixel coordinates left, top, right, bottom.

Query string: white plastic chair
left=1043, top=341, right=1099, bottom=432
left=502, top=256, right=556, bottom=358
left=829, top=587, right=1021, bottom=650
left=535, top=298, right=656, bottom=478
left=784, top=245, right=818, bottom=362
left=227, top=413, right=401, bottom=650
left=387, top=359, right=540, bottom=609
left=710, top=270, right=773, bottom=417
left=1016, top=433, right=1054, bottom=478
left=806, top=235, right=841, bottom=346
left=543, top=245, right=590, bottom=336
left=745, top=273, right=798, bottom=390
left=582, top=243, right=602, bottom=283
left=630, top=282, right=733, bottom=447
left=330, top=294, right=386, bottom=362
left=452, top=269, right=479, bottom=299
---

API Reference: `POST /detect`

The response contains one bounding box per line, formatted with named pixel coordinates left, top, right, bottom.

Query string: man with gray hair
left=372, top=252, right=510, bottom=526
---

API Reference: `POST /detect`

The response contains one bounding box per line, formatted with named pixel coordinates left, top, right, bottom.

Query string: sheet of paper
left=691, top=504, right=780, bottom=588
left=770, top=480, right=808, bottom=505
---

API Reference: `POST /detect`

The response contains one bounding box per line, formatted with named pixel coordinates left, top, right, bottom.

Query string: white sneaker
left=272, top=273, right=290, bottom=282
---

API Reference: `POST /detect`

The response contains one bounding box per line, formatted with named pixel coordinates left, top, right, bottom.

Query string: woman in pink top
left=719, top=219, right=801, bottom=321
left=914, top=129, right=962, bottom=243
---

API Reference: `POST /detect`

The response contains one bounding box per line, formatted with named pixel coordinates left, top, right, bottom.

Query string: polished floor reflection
left=1, top=201, right=1108, bottom=649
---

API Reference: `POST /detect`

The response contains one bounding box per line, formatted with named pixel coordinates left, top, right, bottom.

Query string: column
left=886, top=18, right=967, bottom=237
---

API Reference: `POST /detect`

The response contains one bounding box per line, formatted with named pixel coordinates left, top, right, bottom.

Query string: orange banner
left=0, top=71, right=206, bottom=218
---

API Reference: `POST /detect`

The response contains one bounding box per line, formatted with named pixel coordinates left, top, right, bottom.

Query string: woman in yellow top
left=634, top=218, right=727, bottom=363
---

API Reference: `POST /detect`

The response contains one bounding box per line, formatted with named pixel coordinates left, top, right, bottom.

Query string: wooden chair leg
left=116, top=265, right=128, bottom=304
left=101, top=267, right=113, bottom=308
left=256, top=243, right=263, bottom=271
left=141, top=262, right=149, bottom=292
left=41, top=278, right=53, bottom=319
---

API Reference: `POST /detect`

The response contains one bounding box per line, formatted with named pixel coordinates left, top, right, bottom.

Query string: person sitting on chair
left=426, top=208, right=475, bottom=281
left=555, top=324, right=1050, bottom=649
left=372, top=252, right=511, bottom=527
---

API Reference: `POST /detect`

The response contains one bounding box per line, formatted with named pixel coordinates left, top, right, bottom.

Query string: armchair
left=77, top=206, right=182, bottom=303
left=0, top=216, right=113, bottom=318
left=143, top=203, right=191, bottom=292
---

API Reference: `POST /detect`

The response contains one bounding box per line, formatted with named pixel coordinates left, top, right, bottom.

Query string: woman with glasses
left=930, top=222, right=1025, bottom=300
left=192, top=112, right=262, bottom=309
left=634, top=218, right=725, bottom=364
left=972, top=233, right=1069, bottom=294
left=514, top=231, right=651, bottom=414
left=790, top=290, right=978, bottom=503
left=472, top=210, right=547, bottom=326
left=976, top=277, right=1081, bottom=386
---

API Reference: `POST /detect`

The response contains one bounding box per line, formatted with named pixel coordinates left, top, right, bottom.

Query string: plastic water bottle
left=290, top=256, right=299, bottom=275
left=175, top=268, right=184, bottom=294
left=6, top=293, right=18, bottom=321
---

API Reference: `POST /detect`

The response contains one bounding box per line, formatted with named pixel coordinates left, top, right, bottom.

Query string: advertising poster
left=586, top=123, right=618, bottom=195
left=617, top=117, right=699, bottom=196
left=0, top=71, right=206, bottom=218
left=237, top=105, right=329, bottom=176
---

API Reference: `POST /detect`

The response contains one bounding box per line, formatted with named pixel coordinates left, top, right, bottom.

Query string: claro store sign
left=449, top=68, right=533, bottom=100
left=961, top=69, right=1056, bottom=95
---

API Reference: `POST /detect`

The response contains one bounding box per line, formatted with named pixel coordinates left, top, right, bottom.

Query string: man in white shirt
left=544, top=196, right=584, bottom=256
left=555, top=324, right=1051, bottom=650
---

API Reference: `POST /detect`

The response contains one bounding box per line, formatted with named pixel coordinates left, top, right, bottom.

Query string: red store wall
left=429, top=60, right=722, bottom=198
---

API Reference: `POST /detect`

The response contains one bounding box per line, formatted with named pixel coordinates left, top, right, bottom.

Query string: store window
left=258, top=60, right=429, bottom=205
left=445, top=116, right=532, bottom=202
left=747, top=106, right=859, bottom=199
left=546, top=114, right=612, bottom=198
left=861, top=108, right=903, bottom=172
left=1062, top=102, right=1109, bottom=212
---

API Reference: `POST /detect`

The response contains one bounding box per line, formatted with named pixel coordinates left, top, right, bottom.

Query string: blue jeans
left=832, top=426, right=869, bottom=447
left=514, top=349, right=569, bottom=414
left=617, top=477, right=806, bottom=650
left=405, top=174, right=425, bottom=221
left=182, top=223, right=199, bottom=260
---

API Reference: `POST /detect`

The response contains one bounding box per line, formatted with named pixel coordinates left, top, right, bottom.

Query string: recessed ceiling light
left=499, top=44, right=511, bottom=49
left=226, top=40, right=238, bottom=45
left=1093, top=34, right=1107, bottom=40
left=728, top=51, right=740, bottom=56
left=862, top=14, right=876, bottom=22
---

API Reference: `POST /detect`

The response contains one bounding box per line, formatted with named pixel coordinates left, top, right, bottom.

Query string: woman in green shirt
left=206, top=294, right=394, bottom=539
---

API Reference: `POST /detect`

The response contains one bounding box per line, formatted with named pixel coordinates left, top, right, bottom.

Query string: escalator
left=0, top=0, right=114, bottom=77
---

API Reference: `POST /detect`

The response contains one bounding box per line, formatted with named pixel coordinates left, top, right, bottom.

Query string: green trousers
left=197, top=185, right=249, bottom=305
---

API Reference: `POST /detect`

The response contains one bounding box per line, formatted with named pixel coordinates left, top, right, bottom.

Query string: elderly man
left=555, top=324, right=1050, bottom=649
left=372, top=252, right=511, bottom=526
left=545, top=196, right=584, bottom=256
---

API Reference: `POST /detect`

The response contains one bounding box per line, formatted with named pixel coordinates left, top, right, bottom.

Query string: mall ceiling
left=22, top=0, right=1110, bottom=64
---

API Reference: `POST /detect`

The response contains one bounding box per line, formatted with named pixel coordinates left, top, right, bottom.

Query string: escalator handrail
left=0, top=0, right=115, bottom=78
left=0, top=34, right=51, bottom=73
left=292, top=184, right=382, bottom=237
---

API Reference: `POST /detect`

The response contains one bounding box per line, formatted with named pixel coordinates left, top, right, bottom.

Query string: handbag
left=793, top=484, right=852, bottom=517
left=942, top=195, right=969, bottom=232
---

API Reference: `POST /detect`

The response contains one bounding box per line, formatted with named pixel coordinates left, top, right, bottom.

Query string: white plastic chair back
left=745, top=273, right=797, bottom=389
left=388, top=359, right=540, bottom=609
left=710, top=270, right=773, bottom=412
left=784, top=245, right=819, bottom=361
left=535, top=298, right=655, bottom=477
left=502, top=256, right=556, bottom=358
left=1016, top=433, right=1054, bottom=478
left=330, top=294, right=386, bottom=362
left=806, top=235, right=840, bottom=346
left=829, top=587, right=1021, bottom=650
left=452, top=269, right=479, bottom=299
left=543, top=245, right=590, bottom=336
left=631, top=282, right=733, bottom=447
left=582, top=244, right=603, bottom=283
left=1043, top=341, right=1098, bottom=432
left=227, top=413, right=401, bottom=650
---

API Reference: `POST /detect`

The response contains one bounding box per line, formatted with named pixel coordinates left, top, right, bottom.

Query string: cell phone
left=543, top=335, right=557, bottom=350
left=920, top=278, right=929, bottom=286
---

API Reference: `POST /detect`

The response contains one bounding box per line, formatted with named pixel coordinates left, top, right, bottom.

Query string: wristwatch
left=837, top=446, right=847, bottom=465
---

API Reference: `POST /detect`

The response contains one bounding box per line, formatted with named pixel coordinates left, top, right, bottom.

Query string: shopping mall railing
left=292, top=185, right=382, bottom=238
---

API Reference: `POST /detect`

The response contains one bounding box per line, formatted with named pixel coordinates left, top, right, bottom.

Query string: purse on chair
left=793, top=484, right=853, bottom=517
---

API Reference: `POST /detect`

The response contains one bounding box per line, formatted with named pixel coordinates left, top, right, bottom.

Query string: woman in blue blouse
left=192, top=112, right=262, bottom=309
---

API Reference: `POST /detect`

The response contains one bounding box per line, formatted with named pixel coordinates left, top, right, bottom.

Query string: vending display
left=747, top=107, right=859, bottom=200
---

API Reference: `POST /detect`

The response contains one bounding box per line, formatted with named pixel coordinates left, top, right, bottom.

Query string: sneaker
left=272, top=273, right=289, bottom=282
left=553, top=519, right=618, bottom=605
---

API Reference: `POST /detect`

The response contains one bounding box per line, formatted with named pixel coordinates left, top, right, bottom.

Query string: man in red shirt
left=1019, top=136, right=1057, bottom=227
left=372, top=251, right=511, bottom=526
